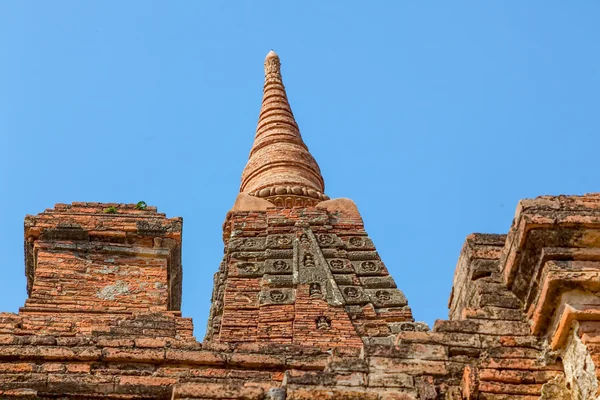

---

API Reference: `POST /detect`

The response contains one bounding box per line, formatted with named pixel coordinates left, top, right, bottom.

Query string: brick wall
left=1, top=195, right=600, bottom=399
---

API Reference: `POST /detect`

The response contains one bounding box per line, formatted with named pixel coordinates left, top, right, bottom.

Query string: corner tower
left=205, top=52, right=418, bottom=347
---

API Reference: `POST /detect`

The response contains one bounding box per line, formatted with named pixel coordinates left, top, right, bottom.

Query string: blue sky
left=1, top=2, right=598, bottom=338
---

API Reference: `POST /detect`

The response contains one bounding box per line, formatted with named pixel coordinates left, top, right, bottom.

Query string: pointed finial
left=240, top=51, right=328, bottom=208
left=264, top=50, right=281, bottom=81
left=265, top=49, right=278, bottom=59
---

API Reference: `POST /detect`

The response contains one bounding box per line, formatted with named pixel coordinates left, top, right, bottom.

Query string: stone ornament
left=375, top=290, right=391, bottom=302
left=235, top=262, right=263, bottom=277
left=340, top=286, right=369, bottom=305
left=269, top=290, right=286, bottom=302
left=303, top=254, right=315, bottom=268
left=309, top=283, right=323, bottom=298
left=259, top=288, right=295, bottom=305
left=315, top=233, right=343, bottom=248
left=273, top=260, right=289, bottom=271
left=228, top=237, right=266, bottom=251
left=252, top=186, right=329, bottom=201
left=351, top=260, right=388, bottom=276
left=345, top=236, right=375, bottom=250
left=361, top=261, right=379, bottom=273
left=329, top=259, right=344, bottom=270
left=136, top=220, right=167, bottom=235
left=327, top=258, right=354, bottom=274
left=300, top=233, right=310, bottom=245
left=266, top=234, right=294, bottom=249
left=349, top=237, right=364, bottom=247
left=316, top=316, right=331, bottom=330
left=318, top=234, right=334, bottom=246
left=264, top=259, right=293, bottom=275
left=344, top=287, right=359, bottom=299
left=395, top=321, right=429, bottom=332
left=365, top=288, right=408, bottom=307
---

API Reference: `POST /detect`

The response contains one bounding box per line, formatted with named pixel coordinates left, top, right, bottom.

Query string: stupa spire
left=240, top=50, right=328, bottom=208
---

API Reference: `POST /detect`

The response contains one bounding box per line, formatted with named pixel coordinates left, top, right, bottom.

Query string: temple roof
left=239, top=51, right=328, bottom=208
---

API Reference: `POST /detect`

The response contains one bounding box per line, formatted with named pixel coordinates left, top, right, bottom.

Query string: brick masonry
left=1, top=52, right=599, bottom=398
left=205, top=206, right=413, bottom=348
left=2, top=195, right=600, bottom=399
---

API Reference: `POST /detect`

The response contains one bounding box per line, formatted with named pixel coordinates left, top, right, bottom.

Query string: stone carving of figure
left=273, top=260, right=289, bottom=271
left=376, top=290, right=391, bottom=302
left=318, top=234, right=334, bottom=245
left=277, top=236, right=291, bottom=245
left=329, top=259, right=344, bottom=270
left=304, top=254, right=315, bottom=268
left=300, top=234, right=310, bottom=244
left=270, top=290, right=286, bottom=302
left=349, top=237, right=364, bottom=247
left=361, top=261, right=378, bottom=272
left=309, top=283, right=322, bottom=297
left=344, top=287, right=359, bottom=299
left=316, top=316, right=331, bottom=330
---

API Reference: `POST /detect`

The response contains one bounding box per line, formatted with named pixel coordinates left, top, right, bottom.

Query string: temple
left=0, top=51, right=599, bottom=399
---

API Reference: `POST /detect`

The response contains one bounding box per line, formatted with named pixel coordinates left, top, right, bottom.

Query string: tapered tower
left=205, top=51, right=415, bottom=347
left=240, top=50, right=328, bottom=208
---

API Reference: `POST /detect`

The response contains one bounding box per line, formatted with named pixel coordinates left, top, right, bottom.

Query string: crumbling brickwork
left=2, top=195, right=600, bottom=399
left=204, top=203, right=412, bottom=348
left=1, top=52, right=599, bottom=399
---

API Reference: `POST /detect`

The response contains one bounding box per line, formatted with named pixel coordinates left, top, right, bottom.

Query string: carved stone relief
left=309, top=282, right=323, bottom=298
left=228, top=237, right=267, bottom=251
left=303, top=254, right=315, bottom=268
left=317, top=234, right=334, bottom=246
left=327, top=259, right=354, bottom=273
left=351, top=260, right=388, bottom=276
left=315, top=233, right=342, bottom=248
left=259, top=288, right=295, bottom=305
left=365, top=288, right=408, bottom=307
left=266, top=234, right=294, bottom=249
left=344, top=236, right=375, bottom=250
left=235, top=262, right=264, bottom=277
left=299, top=233, right=310, bottom=245
left=264, top=259, right=292, bottom=274
left=316, top=316, right=331, bottom=330
left=340, top=286, right=369, bottom=305
left=270, top=290, right=286, bottom=302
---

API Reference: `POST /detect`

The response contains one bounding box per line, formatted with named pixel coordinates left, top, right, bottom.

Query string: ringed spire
left=240, top=50, right=328, bottom=208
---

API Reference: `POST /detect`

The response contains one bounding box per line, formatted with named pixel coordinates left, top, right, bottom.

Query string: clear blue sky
left=1, top=2, right=598, bottom=338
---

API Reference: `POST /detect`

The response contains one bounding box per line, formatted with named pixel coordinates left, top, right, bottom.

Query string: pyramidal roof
left=240, top=50, right=328, bottom=208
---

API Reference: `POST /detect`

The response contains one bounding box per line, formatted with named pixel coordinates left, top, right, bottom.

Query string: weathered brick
left=4, top=55, right=600, bottom=400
